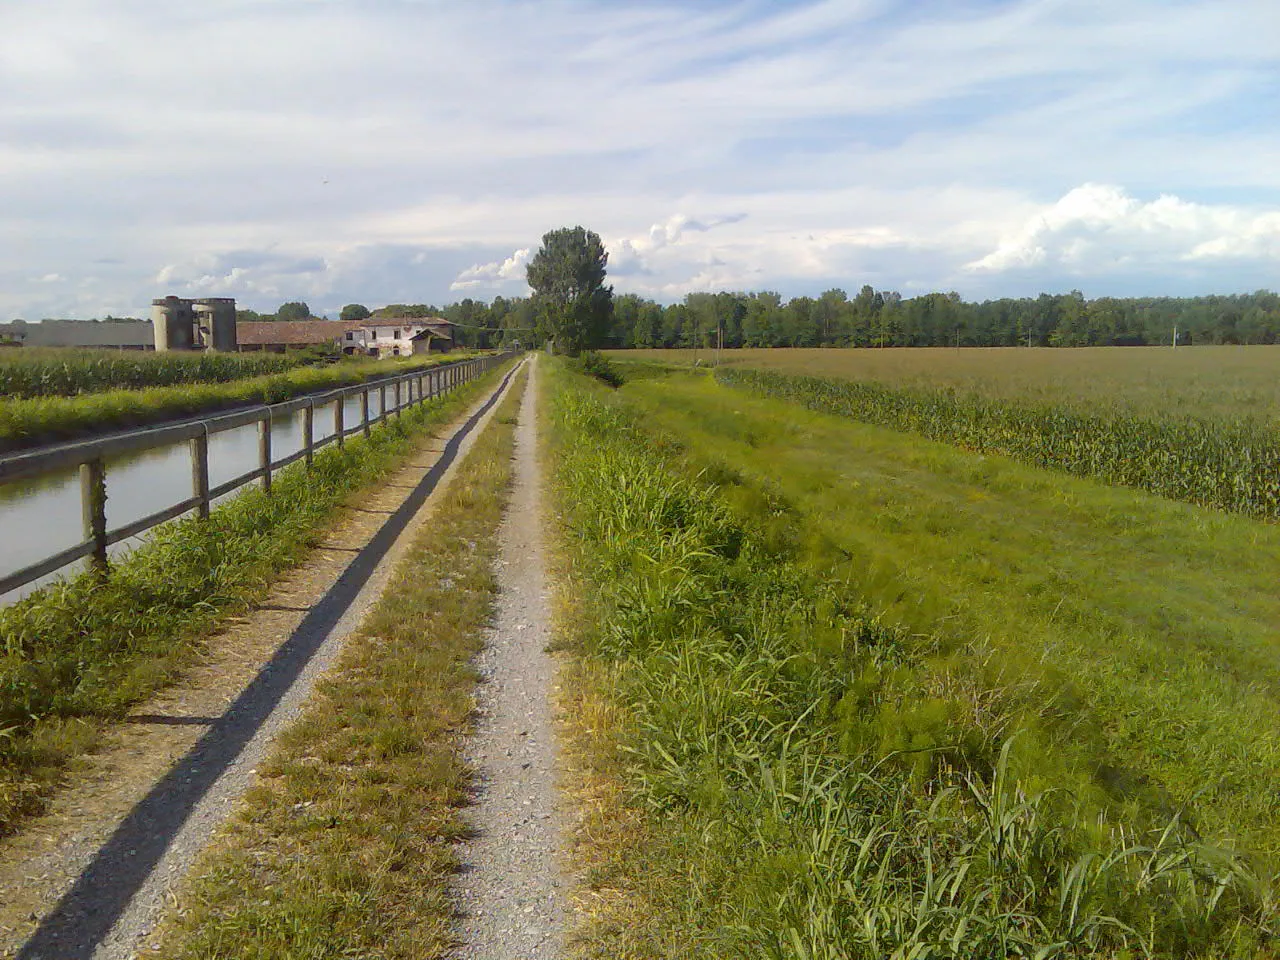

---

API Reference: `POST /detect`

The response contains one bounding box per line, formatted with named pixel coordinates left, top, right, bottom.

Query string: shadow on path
left=17, top=364, right=519, bottom=960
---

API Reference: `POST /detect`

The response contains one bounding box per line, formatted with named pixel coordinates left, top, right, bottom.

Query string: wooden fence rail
left=0, top=353, right=515, bottom=598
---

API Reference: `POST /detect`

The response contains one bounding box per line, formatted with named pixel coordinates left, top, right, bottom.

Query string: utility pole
left=1172, top=325, right=1178, bottom=349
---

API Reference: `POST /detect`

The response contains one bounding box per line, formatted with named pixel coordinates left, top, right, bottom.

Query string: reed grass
left=0, top=361, right=512, bottom=837
left=546, top=360, right=1277, bottom=958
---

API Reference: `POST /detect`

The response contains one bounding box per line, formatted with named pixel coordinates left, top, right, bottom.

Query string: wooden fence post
left=81, top=458, right=108, bottom=576
left=191, top=433, right=211, bottom=519
left=361, top=389, right=371, bottom=438
left=303, top=404, right=314, bottom=468
left=335, top=397, right=345, bottom=448
left=395, top=379, right=402, bottom=418
left=259, top=417, right=272, bottom=492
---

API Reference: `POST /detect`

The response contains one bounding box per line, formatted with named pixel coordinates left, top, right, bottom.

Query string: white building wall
left=344, top=323, right=434, bottom=357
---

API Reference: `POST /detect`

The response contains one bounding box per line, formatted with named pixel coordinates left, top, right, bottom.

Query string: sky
left=2, top=0, right=1278, bottom=320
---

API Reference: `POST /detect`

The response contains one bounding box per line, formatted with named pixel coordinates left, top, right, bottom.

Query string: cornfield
left=0, top=349, right=303, bottom=398
left=718, top=367, right=1280, bottom=520
left=548, top=364, right=1275, bottom=957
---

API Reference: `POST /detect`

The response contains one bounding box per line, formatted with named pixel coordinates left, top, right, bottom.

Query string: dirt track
left=0, top=364, right=522, bottom=960
left=452, top=357, right=567, bottom=958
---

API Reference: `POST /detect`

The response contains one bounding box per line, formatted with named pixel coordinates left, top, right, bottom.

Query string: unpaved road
left=452, top=358, right=567, bottom=958
left=1, top=363, right=523, bottom=960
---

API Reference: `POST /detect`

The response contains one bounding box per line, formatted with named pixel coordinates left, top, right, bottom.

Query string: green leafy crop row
left=718, top=366, right=1280, bottom=520
left=0, top=348, right=306, bottom=398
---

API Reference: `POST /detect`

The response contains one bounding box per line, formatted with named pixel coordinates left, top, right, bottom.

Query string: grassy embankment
left=0, top=348, right=307, bottom=398
left=145, top=365, right=526, bottom=958
left=550, top=359, right=1278, bottom=957
left=0, top=352, right=476, bottom=454
left=0, top=359, right=514, bottom=837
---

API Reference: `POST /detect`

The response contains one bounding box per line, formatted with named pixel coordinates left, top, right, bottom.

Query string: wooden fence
left=0, top=352, right=515, bottom=597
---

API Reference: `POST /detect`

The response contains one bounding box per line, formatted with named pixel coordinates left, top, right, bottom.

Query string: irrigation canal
left=0, top=389, right=388, bottom=605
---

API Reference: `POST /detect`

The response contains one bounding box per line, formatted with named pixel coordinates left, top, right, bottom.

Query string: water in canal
left=0, top=388, right=392, bottom=605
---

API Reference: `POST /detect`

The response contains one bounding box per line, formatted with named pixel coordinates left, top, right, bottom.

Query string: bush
left=574, top=350, right=624, bottom=388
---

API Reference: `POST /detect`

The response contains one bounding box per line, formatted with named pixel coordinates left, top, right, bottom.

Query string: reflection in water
left=0, top=380, right=406, bottom=604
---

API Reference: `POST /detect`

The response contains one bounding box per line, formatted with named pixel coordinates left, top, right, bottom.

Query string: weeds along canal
left=0, top=390, right=388, bottom=604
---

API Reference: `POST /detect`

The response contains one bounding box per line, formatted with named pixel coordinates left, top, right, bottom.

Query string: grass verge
left=0, top=352, right=476, bottom=453
left=546, top=360, right=1276, bottom=958
left=144, top=364, right=526, bottom=958
left=0, top=359, right=514, bottom=837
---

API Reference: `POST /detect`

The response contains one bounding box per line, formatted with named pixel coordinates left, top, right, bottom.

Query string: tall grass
left=717, top=366, right=1280, bottom=520
left=0, top=348, right=305, bottom=398
left=548, top=362, right=1276, bottom=957
left=0, top=361, right=510, bottom=836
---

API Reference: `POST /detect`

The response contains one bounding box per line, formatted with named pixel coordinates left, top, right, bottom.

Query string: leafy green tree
left=526, top=226, right=613, bottom=356
left=339, top=303, right=371, bottom=321
left=276, top=301, right=311, bottom=322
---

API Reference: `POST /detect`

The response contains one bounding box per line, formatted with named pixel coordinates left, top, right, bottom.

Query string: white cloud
left=967, top=184, right=1280, bottom=276
left=450, top=248, right=532, bottom=291
left=2, top=0, right=1279, bottom=317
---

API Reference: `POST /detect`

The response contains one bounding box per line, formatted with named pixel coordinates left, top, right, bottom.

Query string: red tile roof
left=235, top=320, right=363, bottom=346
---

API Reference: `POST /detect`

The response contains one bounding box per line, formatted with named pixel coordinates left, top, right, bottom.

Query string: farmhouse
left=341, top=319, right=455, bottom=357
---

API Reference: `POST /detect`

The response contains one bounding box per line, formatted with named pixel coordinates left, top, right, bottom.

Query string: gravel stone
left=452, top=358, right=566, bottom=959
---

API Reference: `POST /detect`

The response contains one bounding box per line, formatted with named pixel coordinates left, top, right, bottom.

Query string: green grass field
left=552, top=356, right=1280, bottom=956
left=616, top=346, right=1280, bottom=422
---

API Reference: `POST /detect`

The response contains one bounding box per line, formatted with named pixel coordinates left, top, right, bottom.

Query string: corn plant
left=717, top=367, right=1280, bottom=520
left=0, top=348, right=303, bottom=398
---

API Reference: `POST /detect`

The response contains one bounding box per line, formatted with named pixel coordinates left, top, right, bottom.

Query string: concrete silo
left=193, top=298, right=237, bottom=352
left=151, top=296, right=196, bottom=351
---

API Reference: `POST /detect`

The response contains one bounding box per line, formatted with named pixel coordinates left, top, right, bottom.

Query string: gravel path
left=3, top=365, right=523, bottom=960
left=453, top=358, right=567, bottom=959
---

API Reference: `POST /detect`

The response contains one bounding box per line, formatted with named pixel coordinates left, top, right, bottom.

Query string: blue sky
left=2, top=0, right=1277, bottom=319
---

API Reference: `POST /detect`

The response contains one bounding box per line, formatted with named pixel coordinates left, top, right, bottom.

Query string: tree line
left=238, top=229, right=1280, bottom=353
left=330, top=287, right=1280, bottom=352
left=609, top=288, right=1280, bottom=349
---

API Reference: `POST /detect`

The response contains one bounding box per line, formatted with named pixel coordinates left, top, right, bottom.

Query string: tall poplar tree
left=525, top=226, right=613, bottom=355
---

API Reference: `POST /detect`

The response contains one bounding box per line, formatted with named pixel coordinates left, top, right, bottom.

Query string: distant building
left=0, top=319, right=154, bottom=350
left=151, top=296, right=237, bottom=352
left=410, top=323, right=454, bottom=355
left=236, top=320, right=364, bottom=353
left=342, top=318, right=454, bottom=357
